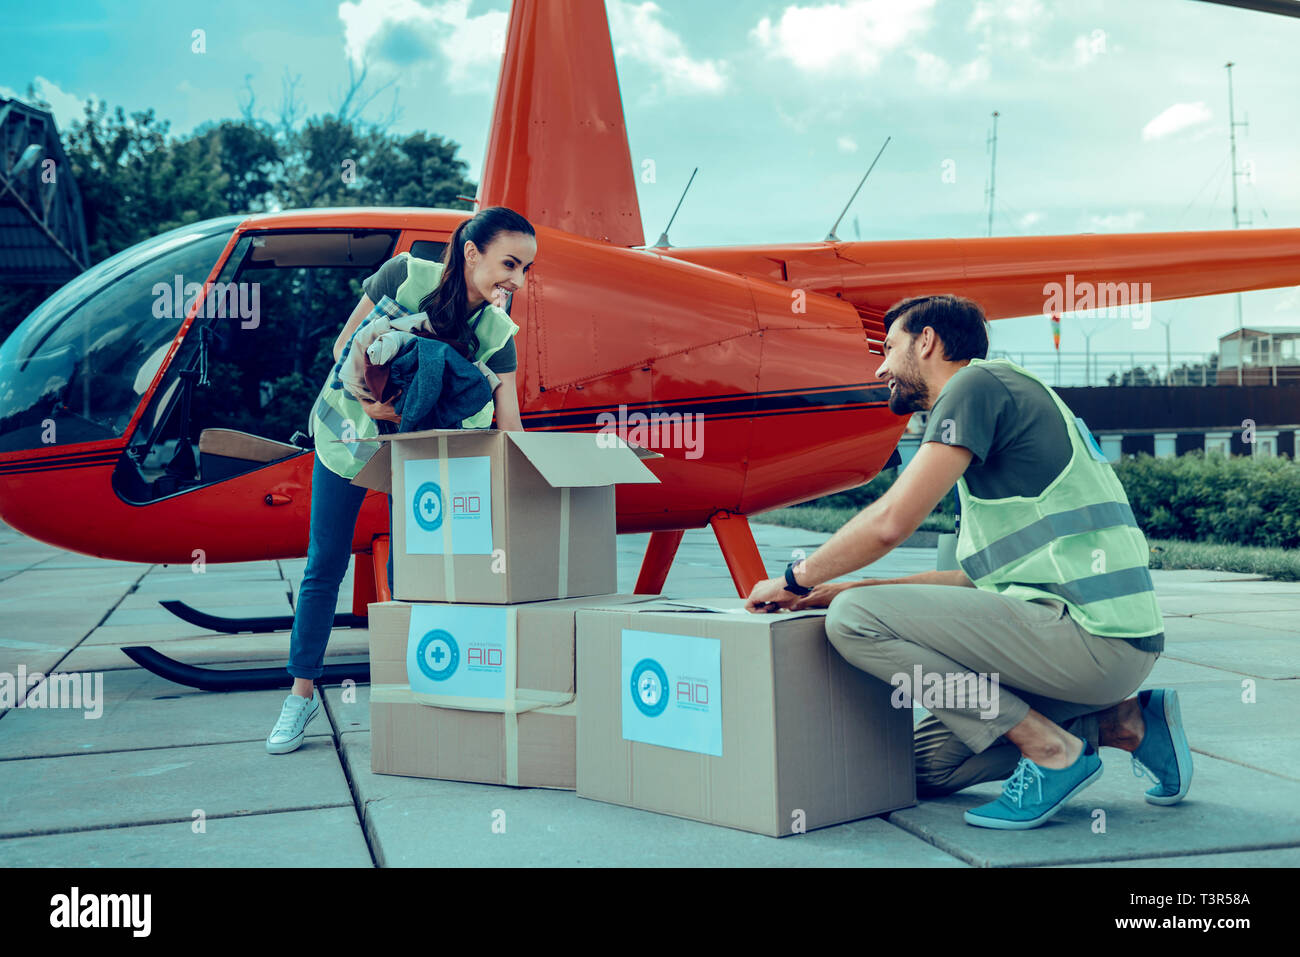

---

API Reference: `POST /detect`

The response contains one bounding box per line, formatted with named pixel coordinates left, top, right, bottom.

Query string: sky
left=2, top=0, right=1297, bottom=380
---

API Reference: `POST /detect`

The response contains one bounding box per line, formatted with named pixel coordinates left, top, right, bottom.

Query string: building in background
left=1216, top=326, right=1300, bottom=386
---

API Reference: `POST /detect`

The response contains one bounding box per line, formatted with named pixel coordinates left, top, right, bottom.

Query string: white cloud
left=1142, top=102, right=1212, bottom=141
left=752, top=0, right=936, bottom=75
left=607, top=0, right=727, bottom=94
left=1071, top=30, right=1107, bottom=67
left=0, top=76, right=94, bottom=131
left=337, top=0, right=506, bottom=92
left=1018, top=211, right=1043, bottom=230
left=968, top=0, right=1044, bottom=50
left=911, top=50, right=990, bottom=91
left=837, top=135, right=858, bottom=152
left=1087, top=211, right=1145, bottom=231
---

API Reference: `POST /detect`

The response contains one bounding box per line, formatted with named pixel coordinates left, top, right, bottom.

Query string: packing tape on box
left=373, top=684, right=576, bottom=714
left=557, top=487, right=570, bottom=598
left=438, top=434, right=456, bottom=602
left=371, top=685, right=576, bottom=787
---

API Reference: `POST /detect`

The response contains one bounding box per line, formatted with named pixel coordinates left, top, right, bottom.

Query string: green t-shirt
left=920, top=363, right=1073, bottom=500
left=362, top=253, right=518, bottom=374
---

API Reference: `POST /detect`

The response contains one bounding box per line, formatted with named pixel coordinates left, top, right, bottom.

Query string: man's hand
left=788, top=580, right=865, bottom=610
left=358, top=392, right=402, bottom=424
left=744, top=577, right=799, bottom=614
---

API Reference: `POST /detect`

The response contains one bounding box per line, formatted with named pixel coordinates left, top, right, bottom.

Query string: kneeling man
left=745, top=294, right=1192, bottom=829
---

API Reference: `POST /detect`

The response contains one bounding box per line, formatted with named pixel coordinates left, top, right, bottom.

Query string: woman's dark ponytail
left=418, top=206, right=535, bottom=360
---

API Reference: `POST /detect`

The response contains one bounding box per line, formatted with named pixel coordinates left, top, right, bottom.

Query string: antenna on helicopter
left=654, top=168, right=699, bottom=247
left=825, top=136, right=890, bottom=242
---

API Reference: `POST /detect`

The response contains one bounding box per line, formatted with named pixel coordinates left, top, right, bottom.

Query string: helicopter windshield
left=0, top=216, right=242, bottom=453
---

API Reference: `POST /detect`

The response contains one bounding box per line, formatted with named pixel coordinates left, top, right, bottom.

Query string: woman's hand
left=358, top=392, right=402, bottom=425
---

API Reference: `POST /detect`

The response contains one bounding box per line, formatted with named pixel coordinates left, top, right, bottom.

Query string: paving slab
left=342, top=733, right=966, bottom=867
left=0, top=740, right=355, bottom=839
left=0, top=669, right=334, bottom=759
left=80, top=621, right=230, bottom=645
left=887, top=748, right=1300, bottom=868
left=1072, top=846, right=1300, bottom=867
left=100, top=601, right=292, bottom=629
left=1154, top=594, right=1300, bottom=616
left=0, top=568, right=143, bottom=598
left=323, top=681, right=370, bottom=736
left=1149, top=570, right=1271, bottom=584
left=1143, top=655, right=1244, bottom=684
left=115, top=583, right=292, bottom=613
left=1158, top=639, right=1300, bottom=679
left=1193, top=610, right=1300, bottom=635
left=1160, top=615, right=1300, bottom=643
left=149, top=561, right=283, bottom=578
left=0, top=806, right=373, bottom=867
left=56, top=631, right=369, bottom=674
left=1145, top=677, right=1300, bottom=781
left=0, top=648, right=68, bottom=687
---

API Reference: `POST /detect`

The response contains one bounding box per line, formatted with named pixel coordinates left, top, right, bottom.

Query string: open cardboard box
left=347, top=429, right=661, bottom=603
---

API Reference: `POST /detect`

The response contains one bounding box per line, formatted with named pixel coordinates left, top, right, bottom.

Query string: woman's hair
left=418, top=206, right=535, bottom=360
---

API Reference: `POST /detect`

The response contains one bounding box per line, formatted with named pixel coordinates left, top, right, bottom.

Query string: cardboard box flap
left=349, top=441, right=392, bottom=492
left=504, top=431, right=660, bottom=488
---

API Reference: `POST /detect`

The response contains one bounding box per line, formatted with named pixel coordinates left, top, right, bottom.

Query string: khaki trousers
left=823, top=584, right=1158, bottom=797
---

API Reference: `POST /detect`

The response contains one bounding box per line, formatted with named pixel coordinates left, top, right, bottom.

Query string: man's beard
left=888, top=369, right=929, bottom=415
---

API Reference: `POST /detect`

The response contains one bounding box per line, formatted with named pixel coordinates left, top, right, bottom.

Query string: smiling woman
left=269, top=205, right=538, bottom=756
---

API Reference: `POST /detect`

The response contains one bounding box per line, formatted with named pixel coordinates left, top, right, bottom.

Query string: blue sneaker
left=964, top=742, right=1103, bottom=829
left=1131, top=688, right=1192, bottom=805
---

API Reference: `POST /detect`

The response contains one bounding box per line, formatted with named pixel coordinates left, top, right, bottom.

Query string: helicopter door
left=117, top=227, right=399, bottom=503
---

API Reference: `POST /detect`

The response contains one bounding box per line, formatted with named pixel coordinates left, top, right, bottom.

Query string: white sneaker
left=266, top=690, right=321, bottom=754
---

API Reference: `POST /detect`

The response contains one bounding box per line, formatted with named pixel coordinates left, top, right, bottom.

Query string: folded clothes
left=377, top=337, right=493, bottom=433
left=334, top=296, right=497, bottom=425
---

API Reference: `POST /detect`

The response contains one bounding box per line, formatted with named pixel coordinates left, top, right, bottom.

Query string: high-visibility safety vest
left=308, top=255, right=518, bottom=480
left=951, top=358, right=1164, bottom=652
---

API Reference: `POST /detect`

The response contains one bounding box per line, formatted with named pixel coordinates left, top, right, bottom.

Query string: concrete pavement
left=1, top=517, right=1297, bottom=867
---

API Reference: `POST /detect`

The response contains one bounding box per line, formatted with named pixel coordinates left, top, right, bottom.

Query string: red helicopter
left=1, top=0, right=1297, bottom=689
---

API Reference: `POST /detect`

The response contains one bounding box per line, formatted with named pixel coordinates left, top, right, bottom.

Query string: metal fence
left=989, top=350, right=1300, bottom=387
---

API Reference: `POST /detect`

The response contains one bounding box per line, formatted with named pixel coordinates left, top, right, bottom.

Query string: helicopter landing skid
left=158, top=599, right=366, bottom=634
left=121, top=645, right=369, bottom=691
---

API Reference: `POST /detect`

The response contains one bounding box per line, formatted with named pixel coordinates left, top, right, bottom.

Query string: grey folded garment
left=376, top=337, right=495, bottom=433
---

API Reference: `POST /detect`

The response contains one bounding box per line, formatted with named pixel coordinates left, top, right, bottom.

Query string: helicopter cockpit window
left=117, top=228, right=398, bottom=502
left=0, top=216, right=243, bottom=454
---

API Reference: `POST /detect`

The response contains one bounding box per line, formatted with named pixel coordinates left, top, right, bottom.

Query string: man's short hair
left=882, top=295, right=989, bottom=362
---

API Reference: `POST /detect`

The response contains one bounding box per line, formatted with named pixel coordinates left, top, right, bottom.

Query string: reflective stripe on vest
left=309, top=253, right=519, bottom=479
left=951, top=357, right=1164, bottom=652
left=960, top=500, right=1139, bottom=581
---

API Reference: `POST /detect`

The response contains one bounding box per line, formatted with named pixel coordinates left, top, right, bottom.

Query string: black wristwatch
left=783, top=561, right=812, bottom=596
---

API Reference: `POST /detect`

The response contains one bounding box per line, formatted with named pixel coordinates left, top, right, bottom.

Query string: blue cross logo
left=415, top=630, right=458, bottom=682
left=630, top=658, right=670, bottom=717
left=413, top=481, right=444, bottom=531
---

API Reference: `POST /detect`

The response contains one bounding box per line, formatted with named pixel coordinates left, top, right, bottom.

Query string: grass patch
left=754, top=507, right=1300, bottom=581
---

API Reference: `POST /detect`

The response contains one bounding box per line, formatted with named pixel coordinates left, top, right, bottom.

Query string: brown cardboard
left=575, top=606, right=916, bottom=836
left=368, top=593, right=658, bottom=788
left=348, top=430, right=659, bottom=603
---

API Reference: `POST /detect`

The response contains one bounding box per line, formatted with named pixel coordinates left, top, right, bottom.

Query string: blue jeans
left=288, top=452, right=394, bottom=680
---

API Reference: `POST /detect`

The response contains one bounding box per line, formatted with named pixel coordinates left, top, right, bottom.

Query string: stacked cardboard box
left=347, top=429, right=661, bottom=787
left=574, top=598, right=916, bottom=836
